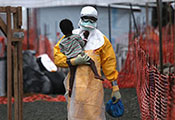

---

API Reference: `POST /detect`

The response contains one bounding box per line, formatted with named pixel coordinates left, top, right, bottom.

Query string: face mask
left=79, top=19, right=97, bottom=31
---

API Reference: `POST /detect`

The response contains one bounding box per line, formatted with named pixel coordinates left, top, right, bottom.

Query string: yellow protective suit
left=54, top=33, right=118, bottom=120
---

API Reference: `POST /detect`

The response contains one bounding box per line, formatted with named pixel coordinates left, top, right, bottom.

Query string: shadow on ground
left=0, top=88, right=141, bottom=120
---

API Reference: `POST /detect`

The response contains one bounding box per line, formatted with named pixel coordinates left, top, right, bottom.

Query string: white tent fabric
left=0, top=0, right=174, bottom=8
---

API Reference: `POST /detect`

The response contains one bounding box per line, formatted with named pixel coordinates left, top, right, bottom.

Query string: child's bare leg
left=69, top=66, right=77, bottom=97
left=88, top=59, right=104, bottom=81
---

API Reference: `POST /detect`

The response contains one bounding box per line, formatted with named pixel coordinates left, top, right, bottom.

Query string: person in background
left=54, top=6, right=121, bottom=120
left=59, top=19, right=103, bottom=97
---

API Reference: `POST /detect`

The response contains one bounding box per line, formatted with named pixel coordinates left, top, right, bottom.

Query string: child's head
left=59, top=19, right=74, bottom=35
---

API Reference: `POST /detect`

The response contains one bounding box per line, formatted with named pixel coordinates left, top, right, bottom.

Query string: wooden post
left=13, top=9, right=19, bottom=120
left=13, top=6, right=23, bottom=120
left=0, top=6, right=23, bottom=120
left=13, top=43, right=19, bottom=120
left=0, top=17, right=7, bottom=36
left=6, top=6, right=12, bottom=120
left=17, top=7, right=23, bottom=120
left=18, top=36, right=23, bottom=120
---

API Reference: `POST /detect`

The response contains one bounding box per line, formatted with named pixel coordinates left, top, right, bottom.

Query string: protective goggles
left=81, top=16, right=97, bottom=23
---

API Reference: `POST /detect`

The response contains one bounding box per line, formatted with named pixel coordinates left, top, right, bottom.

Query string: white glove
left=71, top=53, right=90, bottom=65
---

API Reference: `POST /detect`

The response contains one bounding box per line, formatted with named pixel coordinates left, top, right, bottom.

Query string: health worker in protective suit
left=54, top=6, right=121, bottom=120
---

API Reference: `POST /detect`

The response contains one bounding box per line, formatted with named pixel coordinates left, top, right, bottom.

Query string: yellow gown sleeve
left=99, top=36, right=119, bottom=82
left=54, top=36, right=68, bottom=68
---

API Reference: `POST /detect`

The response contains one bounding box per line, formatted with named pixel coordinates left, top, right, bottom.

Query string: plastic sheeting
left=0, top=0, right=173, bottom=8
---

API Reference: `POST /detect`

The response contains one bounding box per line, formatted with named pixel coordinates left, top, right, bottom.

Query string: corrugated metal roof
left=0, top=0, right=174, bottom=8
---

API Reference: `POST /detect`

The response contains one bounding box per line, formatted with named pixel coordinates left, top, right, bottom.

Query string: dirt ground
left=0, top=88, right=141, bottom=120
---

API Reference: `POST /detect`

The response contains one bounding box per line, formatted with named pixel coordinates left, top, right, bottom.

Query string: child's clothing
left=59, top=34, right=103, bottom=97
left=59, top=34, right=87, bottom=59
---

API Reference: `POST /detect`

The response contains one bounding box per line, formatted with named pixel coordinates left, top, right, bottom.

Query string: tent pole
left=146, top=3, right=149, bottom=42
left=156, top=0, right=163, bottom=74
left=108, top=4, right=112, bottom=42
left=146, top=3, right=149, bottom=27
left=174, top=1, right=175, bottom=74
left=129, top=6, right=132, bottom=41
left=130, top=4, right=139, bottom=37
left=27, top=8, right=30, bottom=49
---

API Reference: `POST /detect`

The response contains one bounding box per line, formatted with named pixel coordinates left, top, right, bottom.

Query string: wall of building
left=37, top=6, right=110, bottom=45
left=36, top=5, right=152, bottom=70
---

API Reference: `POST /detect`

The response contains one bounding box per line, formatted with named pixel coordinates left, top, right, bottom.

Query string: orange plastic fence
left=132, top=38, right=175, bottom=120
left=0, top=94, right=66, bottom=104
left=118, top=25, right=174, bottom=88
left=117, top=24, right=175, bottom=119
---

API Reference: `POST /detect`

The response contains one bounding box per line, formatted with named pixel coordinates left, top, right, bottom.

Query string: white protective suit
left=54, top=6, right=119, bottom=120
